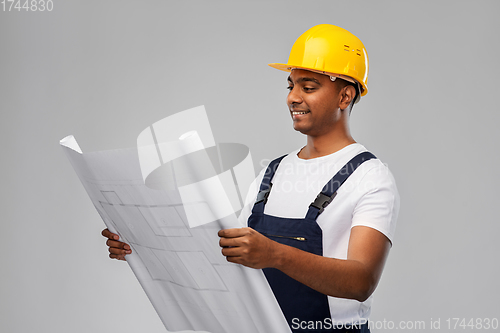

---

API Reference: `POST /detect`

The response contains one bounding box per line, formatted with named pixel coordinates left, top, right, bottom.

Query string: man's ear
left=339, top=85, right=356, bottom=111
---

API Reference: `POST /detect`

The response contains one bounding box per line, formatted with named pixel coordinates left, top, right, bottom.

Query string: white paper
left=60, top=106, right=290, bottom=333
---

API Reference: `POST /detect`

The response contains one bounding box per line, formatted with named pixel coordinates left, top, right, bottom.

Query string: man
left=103, top=24, right=399, bottom=332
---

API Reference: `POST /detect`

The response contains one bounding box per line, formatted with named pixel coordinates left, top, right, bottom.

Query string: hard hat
left=269, top=24, right=369, bottom=100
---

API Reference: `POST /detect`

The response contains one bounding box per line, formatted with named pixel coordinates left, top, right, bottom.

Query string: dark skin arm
left=101, top=228, right=132, bottom=261
left=218, top=225, right=390, bottom=302
left=102, top=220, right=389, bottom=302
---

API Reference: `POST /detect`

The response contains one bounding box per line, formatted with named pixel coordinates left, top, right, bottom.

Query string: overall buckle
left=255, top=184, right=273, bottom=204
left=310, top=192, right=337, bottom=214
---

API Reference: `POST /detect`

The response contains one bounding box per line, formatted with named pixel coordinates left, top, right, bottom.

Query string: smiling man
left=217, top=25, right=399, bottom=332
left=103, top=24, right=399, bottom=333
left=287, top=69, right=356, bottom=155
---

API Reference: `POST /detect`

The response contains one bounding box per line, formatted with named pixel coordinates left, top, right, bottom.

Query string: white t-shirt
left=238, top=143, right=400, bottom=324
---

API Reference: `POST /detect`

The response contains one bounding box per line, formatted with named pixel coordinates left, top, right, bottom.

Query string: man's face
left=287, top=69, right=344, bottom=137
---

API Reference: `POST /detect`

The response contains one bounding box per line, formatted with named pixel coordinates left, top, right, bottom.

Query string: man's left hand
left=218, top=227, right=278, bottom=269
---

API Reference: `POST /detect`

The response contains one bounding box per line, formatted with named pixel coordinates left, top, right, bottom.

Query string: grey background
left=1, top=0, right=499, bottom=332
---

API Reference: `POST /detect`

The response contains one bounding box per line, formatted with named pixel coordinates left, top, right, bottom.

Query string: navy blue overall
left=248, top=152, right=375, bottom=333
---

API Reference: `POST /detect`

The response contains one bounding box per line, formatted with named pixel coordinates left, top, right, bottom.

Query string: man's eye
left=303, top=87, right=315, bottom=92
left=287, top=86, right=293, bottom=91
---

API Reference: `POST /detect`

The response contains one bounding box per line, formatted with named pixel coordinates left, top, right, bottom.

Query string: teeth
left=292, top=111, right=309, bottom=115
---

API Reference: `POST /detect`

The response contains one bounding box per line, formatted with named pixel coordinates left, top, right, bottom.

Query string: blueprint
left=60, top=106, right=290, bottom=333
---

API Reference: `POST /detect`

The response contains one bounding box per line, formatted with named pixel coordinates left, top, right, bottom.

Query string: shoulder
left=352, top=158, right=398, bottom=196
left=348, top=157, right=400, bottom=244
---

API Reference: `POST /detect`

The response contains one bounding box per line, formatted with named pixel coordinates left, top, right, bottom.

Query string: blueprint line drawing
left=61, top=105, right=291, bottom=333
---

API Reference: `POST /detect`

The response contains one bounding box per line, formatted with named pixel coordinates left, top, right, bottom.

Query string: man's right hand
left=101, top=228, right=132, bottom=261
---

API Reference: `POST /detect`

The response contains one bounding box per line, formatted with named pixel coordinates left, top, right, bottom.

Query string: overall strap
left=305, top=151, right=376, bottom=220
left=251, top=154, right=287, bottom=214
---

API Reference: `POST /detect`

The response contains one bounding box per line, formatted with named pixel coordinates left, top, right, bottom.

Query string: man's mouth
left=291, top=111, right=310, bottom=115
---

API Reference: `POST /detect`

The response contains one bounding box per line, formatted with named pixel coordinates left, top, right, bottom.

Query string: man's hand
left=220, top=226, right=390, bottom=301
left=101, top=228, right=131, bottom=261
left=218, top=227, right=279, bottom=269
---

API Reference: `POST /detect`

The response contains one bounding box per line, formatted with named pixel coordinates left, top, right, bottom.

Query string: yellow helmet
left=269, top=24, right=369, bottom=99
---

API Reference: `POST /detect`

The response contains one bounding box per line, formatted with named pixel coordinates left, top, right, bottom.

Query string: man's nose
left=287, top=87, right=303, bottom=105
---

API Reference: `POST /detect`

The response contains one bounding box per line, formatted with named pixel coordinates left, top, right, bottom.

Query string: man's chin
left=292, top=124, right=310, bottom=135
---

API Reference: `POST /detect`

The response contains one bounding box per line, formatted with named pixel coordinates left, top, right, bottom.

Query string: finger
left=109, top=253, right=126, bottom=261
left=106, top=239, right=127, bottom=249
left=225, top=255, right=241, bottom=265
left=108, top=247, right=129, bottom=256
left=101, top=229, right=119, bottom=240
left=218, top=227, right=250, bottom=238
left=219, top=237, right=242, bottom=248
left=106, top=240, right=132, bottom=256
left=221, top=247, right=243, bottom=257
